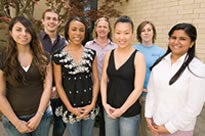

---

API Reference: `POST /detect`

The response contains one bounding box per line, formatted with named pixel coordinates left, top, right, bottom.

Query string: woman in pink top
left=85, top=17, right=117, bottom=136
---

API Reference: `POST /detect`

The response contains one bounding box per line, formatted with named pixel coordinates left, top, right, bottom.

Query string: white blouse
left=145, top=53, right=205, bottom=134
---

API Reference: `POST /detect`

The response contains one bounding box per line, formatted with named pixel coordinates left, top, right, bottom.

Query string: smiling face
left=10, top=21, right=32, bottom=46
left=95, top=20, right=110, bottom=38
left=169, top=30, right=194, bottom=58
left=42, top=11, right=60, bottom=33
left=68, top=20, right=85, bottom=45
left=114, top=22, right=133, bottom=48
left=140, top=24, right=154, bottom=44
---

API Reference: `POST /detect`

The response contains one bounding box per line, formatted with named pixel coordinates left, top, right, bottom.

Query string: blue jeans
left=104, top=111, right=140, bottom=136
left=2, top=106, right=52, bottom=136
left=67, top=118, right=95, bottom=136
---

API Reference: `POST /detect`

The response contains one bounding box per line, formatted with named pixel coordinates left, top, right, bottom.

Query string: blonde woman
left=85, top=17, right=117, bottom=136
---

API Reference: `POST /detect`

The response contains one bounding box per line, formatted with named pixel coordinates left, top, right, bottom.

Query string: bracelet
left=37, top=111, right=44, bottom=116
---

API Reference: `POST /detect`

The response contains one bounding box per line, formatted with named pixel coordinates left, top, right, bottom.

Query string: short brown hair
left=136, top=21, right=157, bottom=43
left=42, top=8, right=59, bottom=20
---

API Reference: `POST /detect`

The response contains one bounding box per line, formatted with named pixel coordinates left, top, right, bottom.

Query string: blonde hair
left=92, top=17, right=112, bottom=40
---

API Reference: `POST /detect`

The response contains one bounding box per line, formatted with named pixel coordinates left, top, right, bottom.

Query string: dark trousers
left=51, top=98, right=66, bottom=136
left=97, top=95, right=105, bottom=136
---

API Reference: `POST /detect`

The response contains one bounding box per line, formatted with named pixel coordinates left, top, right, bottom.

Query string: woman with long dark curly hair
left=0, top=16, right=52, bottom=136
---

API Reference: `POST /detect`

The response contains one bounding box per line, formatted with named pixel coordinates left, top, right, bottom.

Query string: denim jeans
left=66, top=118, right=95, bottom=136
left=2, top=106, right=52, bottom=136
left=104, top=111, right=140, bottom=136
left=51, top=98, right=66, bottom=136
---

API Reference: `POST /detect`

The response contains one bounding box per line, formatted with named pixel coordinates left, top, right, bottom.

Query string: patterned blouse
left=53, top=47, right=99, bottom=124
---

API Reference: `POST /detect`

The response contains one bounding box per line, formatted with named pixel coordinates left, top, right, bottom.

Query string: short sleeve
left=52, top=50, right=62, bottom=65
left=86, top=47, right=96, bottom=61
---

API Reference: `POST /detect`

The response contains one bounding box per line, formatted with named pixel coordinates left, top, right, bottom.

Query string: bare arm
left=111, top=52, right=146, bottom=118
left=27, top=61, right=53, bottom=130
left=89, top=57, right=99, bottom=107
left=80, top=57, right=100, bottom=118
left=100, top=51, right=115, bottom=117
left=100, top=52, right=109, bottom=107
left=37, top=62, right=52, bottom=115
left=53, top=62, right=82, bottom=117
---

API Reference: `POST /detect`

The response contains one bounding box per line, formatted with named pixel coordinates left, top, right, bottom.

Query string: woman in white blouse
left=145, top=23, right=205, bottom=136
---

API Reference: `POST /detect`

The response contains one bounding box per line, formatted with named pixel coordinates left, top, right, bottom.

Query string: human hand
left=27, top=113, right=42, bottom=131
left=153, top=125, right=170, bottom=135
left=103, top=103, right=116, bottom=118
left=15, top=120, right=32, bottom=134
left=77, top=104, right=94, bottom=119
left=146, top=118, right=170, bottom=135
left=145, top=118, right=159, bottom=135
left=70, top=107, right=85, bottom=119
left=110, top=108, right=123, bottom=119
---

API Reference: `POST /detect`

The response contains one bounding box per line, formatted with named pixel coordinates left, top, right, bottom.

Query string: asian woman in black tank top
left=101, top=16, right=146, bottom=136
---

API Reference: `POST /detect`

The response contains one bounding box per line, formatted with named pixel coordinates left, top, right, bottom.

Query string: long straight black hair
left=150, top=23, right=197, bottom=85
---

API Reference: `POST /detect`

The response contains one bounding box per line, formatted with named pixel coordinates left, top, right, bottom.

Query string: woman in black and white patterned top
left=53, top=16, right=99, bottom=136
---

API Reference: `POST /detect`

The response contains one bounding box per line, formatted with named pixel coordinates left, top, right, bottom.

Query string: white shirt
left=145, top=53, right=205, bottom=134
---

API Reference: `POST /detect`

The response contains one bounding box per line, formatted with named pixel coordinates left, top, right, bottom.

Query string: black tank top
left=107, top=49, right=141, bottom=117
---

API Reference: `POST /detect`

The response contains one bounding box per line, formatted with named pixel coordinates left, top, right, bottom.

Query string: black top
left=107, top=49, right=141, bottom=117
left=52, top=47, right=99, bottom=123
left=38, top=31, right=66, bottom=55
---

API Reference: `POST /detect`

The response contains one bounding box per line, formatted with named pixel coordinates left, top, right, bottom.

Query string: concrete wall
left=100, top=0, right=205, bottom=61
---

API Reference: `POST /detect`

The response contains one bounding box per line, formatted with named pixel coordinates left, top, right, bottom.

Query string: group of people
left=0, top=7, right=205, bottom=136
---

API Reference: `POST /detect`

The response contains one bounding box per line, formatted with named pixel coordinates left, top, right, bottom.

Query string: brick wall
left=100, top=0, right=205, bottom=61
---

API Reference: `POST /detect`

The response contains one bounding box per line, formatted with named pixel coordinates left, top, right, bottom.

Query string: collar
left=139, top=43, right=155, bottom=48
left=39, top=31, right=60, bottom=41
left=165, top=52, right=188, bottom=64
left=92, top=38, right=115, bottom=45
